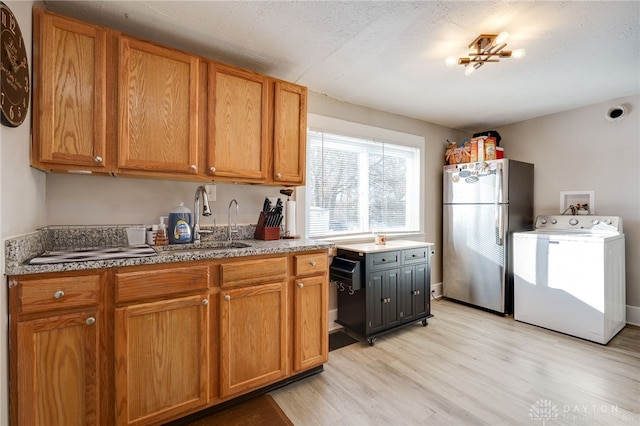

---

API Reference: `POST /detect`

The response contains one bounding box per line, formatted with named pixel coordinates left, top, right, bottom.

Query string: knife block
left=254, top=212, right=280, bottom=240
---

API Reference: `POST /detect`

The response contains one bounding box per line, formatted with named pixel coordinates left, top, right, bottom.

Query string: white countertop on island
left=336, top=239, right=433, bottom=254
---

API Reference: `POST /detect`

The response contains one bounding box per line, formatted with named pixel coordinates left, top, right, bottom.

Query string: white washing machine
left=513, top=215, right=625, bottom=344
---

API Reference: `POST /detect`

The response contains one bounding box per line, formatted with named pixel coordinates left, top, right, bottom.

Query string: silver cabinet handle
left=94, top=156, right=103, bottom=163
left=209, top=166, right=216, bottom=173
left=86, top=317, right=95, bottom=326
left=275, top=173, right=282, bottom=178
left=298, top=282, right=304, bottom=289
left=190, top=164, right=197, bottom=171
left=310, top=261, right=317, bottom=266
left=54, top=290, right=65, bottom=299
left=224, top=295, right=231, bottom=301
left=202, top=299, right=209, bottom=306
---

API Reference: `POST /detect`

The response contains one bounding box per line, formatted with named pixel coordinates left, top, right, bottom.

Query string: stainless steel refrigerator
left=443, top=159, right=533, bottom=314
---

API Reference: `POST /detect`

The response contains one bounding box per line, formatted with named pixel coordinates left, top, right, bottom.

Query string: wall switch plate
left=205, top=184, right=216, bottom=202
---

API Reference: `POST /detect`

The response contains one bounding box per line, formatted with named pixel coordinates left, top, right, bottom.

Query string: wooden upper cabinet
left=31, top=9, right=308, bottom=184
left=117, top=36, right=200, bottom=175
left=273, top=81, right=307, bottom=186
left=207, top=63, right=269, bottom=183
left=31, top=8, right=109, bottom=173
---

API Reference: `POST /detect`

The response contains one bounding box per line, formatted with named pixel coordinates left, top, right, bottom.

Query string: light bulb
left=464, top=66, right=475, bottom=76
left=494, top=31, right=509, bottom=45
left=445, top=56, right=458, bottom=66
left=512, top=49, right=526, bottom=59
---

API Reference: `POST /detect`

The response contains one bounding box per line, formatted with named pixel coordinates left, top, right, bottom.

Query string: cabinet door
left=220, top=282, right=287, bottom=397
left=400, top=263, right=429, bottom=325
left=208, top=63, right=269, bottom=182
left=118, top=36, right=200, bottom=175
left=273, top=81, right=307, bottom=185
left=367, top=269, right=400, bottom=334
left=16, top=310, right=100, bottom=426
left=32, top=9, right=108, bottom=172
left=413, top=262, right=429, bottom=318
left=115, top=295, right=209, bottom=425
left=385, top=270, right=401, bottom=329
left=293, top=275, right=328, bottom=372
left=367, top=271, right=385, bottom=334
left=399, top=266, right=416, bottom=323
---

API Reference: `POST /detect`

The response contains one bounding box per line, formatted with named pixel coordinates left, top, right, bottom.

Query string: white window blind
left=306, top=129, right=420, bottom=238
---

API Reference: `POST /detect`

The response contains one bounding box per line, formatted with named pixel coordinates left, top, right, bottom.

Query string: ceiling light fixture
left=457, top=32, right=524, bottom=75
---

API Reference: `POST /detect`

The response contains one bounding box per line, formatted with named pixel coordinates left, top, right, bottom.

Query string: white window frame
left=299, top=114, right=425, bottom=241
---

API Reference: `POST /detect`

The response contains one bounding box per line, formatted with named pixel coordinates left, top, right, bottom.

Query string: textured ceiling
left=44, top=1, right=640, bottom=132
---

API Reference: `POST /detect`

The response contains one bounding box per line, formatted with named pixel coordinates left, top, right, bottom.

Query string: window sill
left=313, top=231, right=426, bottom=245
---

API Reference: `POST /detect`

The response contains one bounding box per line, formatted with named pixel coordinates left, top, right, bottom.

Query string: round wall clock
left=1, top=1, right=30, bottom=127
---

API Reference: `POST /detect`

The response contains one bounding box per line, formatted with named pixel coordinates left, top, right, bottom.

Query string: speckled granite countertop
left=5, top=225, right=334, bottom=276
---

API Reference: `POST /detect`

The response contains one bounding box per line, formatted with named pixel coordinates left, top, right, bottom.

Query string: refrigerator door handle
left=495, top=163, right=504, bottom=246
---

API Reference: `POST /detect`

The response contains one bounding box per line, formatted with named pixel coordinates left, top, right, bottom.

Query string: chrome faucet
left=193, top=186, right=212, bottom=244
left=227, top=199, right=239, bottom=243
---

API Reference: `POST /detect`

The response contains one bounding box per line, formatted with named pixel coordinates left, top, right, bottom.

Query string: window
left=306, top=127, right=421, bottom=238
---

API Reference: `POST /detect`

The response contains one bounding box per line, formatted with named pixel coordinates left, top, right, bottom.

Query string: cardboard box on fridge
left=471, top=136, right=498, bottom=161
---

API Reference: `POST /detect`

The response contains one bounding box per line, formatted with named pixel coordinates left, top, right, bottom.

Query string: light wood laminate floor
left=270, top=299, right=640, bottom=425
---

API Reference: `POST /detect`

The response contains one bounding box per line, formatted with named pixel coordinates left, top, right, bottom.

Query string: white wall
left=1, top=2, right=44, bottom=424
left=498, top=94, right=640, bottom=323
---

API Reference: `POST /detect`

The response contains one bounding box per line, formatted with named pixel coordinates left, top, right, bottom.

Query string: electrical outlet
left=205, top=184, right=216, bottom=202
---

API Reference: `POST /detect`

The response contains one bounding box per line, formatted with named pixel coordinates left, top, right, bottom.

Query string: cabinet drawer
left=116, top=265, right=210, bottom=303
left=402, top=247, right=428, bottom=264
left=16, top=274, right=101, bottom=314
left=368, top=251, right=399, bottom=270
left=294, top=252, right=328, bottom=277
left=220, top=256, right=287, bottom=288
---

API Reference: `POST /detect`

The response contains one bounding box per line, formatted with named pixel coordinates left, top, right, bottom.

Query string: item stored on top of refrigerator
left=470, top=135, right=498, bottom=161
left=445, top=140, right=471, bottom=165
left=442, top=159, right=534, bottom=315
left=472, top=130, right=501, bottom=145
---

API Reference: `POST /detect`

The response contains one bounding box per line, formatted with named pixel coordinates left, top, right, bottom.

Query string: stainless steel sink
left=154, top=241, right=251, bottom=256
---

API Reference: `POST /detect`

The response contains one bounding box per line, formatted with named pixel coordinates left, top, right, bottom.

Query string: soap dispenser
left=168, top=202, right=192, bottom=244
left=155, top=217, right=169, bottom=246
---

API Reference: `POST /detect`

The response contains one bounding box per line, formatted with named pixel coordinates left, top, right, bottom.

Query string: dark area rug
left=167, top=394, right=293, bottom=426
left=329, top=330, right=359, bottom=351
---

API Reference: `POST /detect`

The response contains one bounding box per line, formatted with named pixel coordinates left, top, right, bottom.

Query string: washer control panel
left=535, top=215, right=622, bottom=232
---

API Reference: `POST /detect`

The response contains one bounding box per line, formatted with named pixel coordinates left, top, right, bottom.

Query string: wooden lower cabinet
left=16, top=309, right=101, bottom=426
left=9, top=250, right=329, bottom=425
left=219, top=281, right=287, bottom=397
left=293, top=274, right=329, bottom=371
left=8, top=271, right=106, bottom=426
left=115, top=295, right=210, bottom=425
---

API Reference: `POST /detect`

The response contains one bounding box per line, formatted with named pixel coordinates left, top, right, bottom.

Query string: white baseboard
left=431, top=282, right=443, bottom=298
left=626, top=304, right=640, bottom=326
left=329, top=308, right=341, bottom=332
